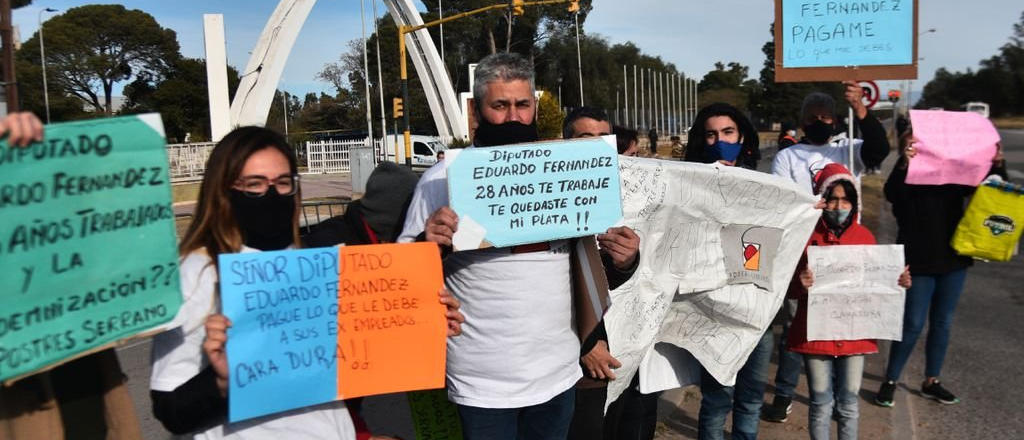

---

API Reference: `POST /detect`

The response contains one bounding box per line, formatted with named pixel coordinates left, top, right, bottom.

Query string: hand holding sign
left=423, top=206, right=459, bottom=248
left=219, top=243, right=447, bottom=422
left=805, top=245, right=906, bottom=341
left=0, top=112, right=44, bottom=146
left=597, top=226, right=640, bottom=270
left=1, top=114, right=179, bottom=383
left=906, top=110, right=1000, bottom=186
left=203, top=314, right=232, bottom=396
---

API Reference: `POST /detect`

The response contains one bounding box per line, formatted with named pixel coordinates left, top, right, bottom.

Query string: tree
left=17, top=5, right=180, bottom=115
left=536, top=88, right=563, bottom=139
left=315, top=1, right=677, bottom=136
left=122, top=58, right=241, bottom=142
left=918, top=10, right=1024, bottom=116
left=699, top=62, right=749, bottom=91
left=755, top=23, right=843, bottom=126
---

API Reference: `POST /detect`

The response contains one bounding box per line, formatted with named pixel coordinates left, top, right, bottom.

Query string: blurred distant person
left=778, top=122, right=798, bottom=150
left=436, top=150, right=445, bottom=161
left=647, top=126, right=658, bottom=155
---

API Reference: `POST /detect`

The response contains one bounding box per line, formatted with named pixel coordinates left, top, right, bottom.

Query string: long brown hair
left=178, top=127, right=301, bottom=265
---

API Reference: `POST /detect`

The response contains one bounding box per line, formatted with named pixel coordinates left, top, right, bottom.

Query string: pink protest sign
left=906, top=110, right=1000, bottom=186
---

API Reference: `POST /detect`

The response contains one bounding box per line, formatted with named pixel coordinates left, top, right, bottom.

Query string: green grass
left=171, top=181, right=201, bottom=204
left=992, top=117, right=1024, bottom=130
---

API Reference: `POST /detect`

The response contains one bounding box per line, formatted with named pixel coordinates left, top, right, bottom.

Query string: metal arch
left=224, top=0, right=466, bottom=139
left=229, top=0, right=317, bottom=128
left=382, top=0, right=467, bottom=139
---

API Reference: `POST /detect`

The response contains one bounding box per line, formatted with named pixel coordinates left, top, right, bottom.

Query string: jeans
left=458, top=387, right=575, bottom=440
left=698, top=330, right=773, bottom=440
left=885, top=269, right=967, bottom=381
left=805, top=354, right=865, bottom=440
left=774, top=299, right=803, bottom=399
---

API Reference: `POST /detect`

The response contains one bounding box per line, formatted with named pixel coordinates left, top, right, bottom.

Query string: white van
left=962, top=102, right=990, bottom=119
left=380, top=135, right=447, bottom=167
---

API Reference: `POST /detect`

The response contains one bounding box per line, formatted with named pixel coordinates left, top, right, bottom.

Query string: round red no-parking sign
left=859, top=80, right=880, bottom=109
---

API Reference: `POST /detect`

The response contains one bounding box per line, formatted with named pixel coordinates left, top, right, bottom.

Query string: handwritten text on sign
left=0, top=114, right=180, bottom=383
left=221, top=247, right=339, bottom=422
left=335, top=243, right=446, bottom=399
left=782, top=0, right=914, bottom=68
left=603, top=159, right=820, bottom=407
left=220, top=243, right=446, bottom=422
left=906, top=110, right=1000, bottom=186
left=446, top=136, right=622, bottom=250
left=806, top=245, right=905, bottom=341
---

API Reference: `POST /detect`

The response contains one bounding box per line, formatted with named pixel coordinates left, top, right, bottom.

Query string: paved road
left=999, top=129, right=1024, bottom=182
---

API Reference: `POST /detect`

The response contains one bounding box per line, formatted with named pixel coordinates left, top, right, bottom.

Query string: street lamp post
left=574, top=9, right=583, bottom=106
left=39, top=7, right=58, bottom=123
left=907, top=28, right=937, bottom=112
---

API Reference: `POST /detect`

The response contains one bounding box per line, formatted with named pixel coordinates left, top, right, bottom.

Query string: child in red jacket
left=786, top=164, right=911, bottom=440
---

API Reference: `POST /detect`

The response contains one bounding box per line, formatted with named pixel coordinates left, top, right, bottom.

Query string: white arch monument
left=204, top=0, right=468, bottom=141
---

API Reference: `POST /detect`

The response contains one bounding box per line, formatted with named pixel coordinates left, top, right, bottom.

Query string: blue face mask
left=706, top=140, right=743, bottom=163
left=823, top=208, right=852, bottom=226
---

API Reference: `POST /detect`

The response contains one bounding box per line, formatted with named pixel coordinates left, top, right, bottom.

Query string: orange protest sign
left=335, top=243, right=447, bottom=399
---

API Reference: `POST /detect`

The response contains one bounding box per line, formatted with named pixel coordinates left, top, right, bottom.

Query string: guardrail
left=167, top=142, right=216, bottom=183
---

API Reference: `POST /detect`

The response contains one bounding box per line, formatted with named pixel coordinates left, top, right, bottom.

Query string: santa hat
left=812, top=163, right=855, bottom=196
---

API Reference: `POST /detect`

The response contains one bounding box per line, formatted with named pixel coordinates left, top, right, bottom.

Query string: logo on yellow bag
left=983, top=215, right=1015, bottom=236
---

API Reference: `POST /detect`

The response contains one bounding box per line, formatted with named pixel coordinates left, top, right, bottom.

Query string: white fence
left=306, top=138, right=384, bottom=174
left=167, top=142, right=216, bottom=182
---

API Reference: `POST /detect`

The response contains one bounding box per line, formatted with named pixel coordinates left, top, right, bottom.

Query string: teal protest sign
left=774, top=0, right=919, bottom=82
left=0, top=114, right=181, bottom=383
left=445, top=136, right=623, bottom=250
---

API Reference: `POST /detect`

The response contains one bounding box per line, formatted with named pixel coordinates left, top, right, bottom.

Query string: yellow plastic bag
left=951, top=178, right=1024, bottom=261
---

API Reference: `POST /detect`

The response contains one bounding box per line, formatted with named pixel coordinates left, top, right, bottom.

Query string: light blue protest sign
left=781, top=0, right=914, bottom=68
left=219, top=247, right=340, bottom=422
left=0, top=114, right=180, bottom=383
left=446, top=136, right=622, bottom=250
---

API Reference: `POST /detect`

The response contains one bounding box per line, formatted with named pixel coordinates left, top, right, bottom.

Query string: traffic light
left=392, top=97, right=404, bottom=119
left=511, top=0, right=525, bottom=16
left=568, top=0, right=580, bottom=13
left=887, top=90, right=901, bottom=103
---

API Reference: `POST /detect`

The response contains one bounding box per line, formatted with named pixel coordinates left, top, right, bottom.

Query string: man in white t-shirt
left=771, top=81, right=890, bottom=194
left=399, top=53, right=639, bottom=440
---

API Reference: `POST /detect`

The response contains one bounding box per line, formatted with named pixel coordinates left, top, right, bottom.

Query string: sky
left=13, top=1, right=1024, bottom=105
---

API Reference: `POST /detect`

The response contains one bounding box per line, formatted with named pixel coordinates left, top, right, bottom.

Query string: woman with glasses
left=149, top=127, right=463, bottom=439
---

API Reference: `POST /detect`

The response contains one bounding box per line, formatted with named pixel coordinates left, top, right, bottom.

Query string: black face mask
left=803, top=120, right=834, bottom=145
left=473, top=117, right=539, bottom=147
left=230, top=188, right=296, bottom=251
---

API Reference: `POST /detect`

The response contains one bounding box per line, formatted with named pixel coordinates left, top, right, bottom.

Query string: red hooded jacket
left=786, top=217, right=879, bottom=356
left=787, top=162, right=880, bottom=357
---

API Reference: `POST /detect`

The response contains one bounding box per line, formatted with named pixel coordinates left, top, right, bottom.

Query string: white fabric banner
left=806, top=245, right=906, bottom=342
left=605, top=157, right=820, bottom=406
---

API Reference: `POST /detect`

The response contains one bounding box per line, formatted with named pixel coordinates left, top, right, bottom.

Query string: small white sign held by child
left=806, top=245, right=906, bottom=341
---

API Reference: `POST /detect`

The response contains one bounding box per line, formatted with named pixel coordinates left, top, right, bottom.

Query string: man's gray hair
left=473, top=53, right=536, bottom=104
left=800, top=92, right=836, bottom=122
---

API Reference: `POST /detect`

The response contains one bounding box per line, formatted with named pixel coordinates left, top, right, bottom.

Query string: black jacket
left=884, top=157, right=1007, bottom=275
left=303, top=201, right=374, bottom=248
left=852, top=113, right=890, bottom=169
